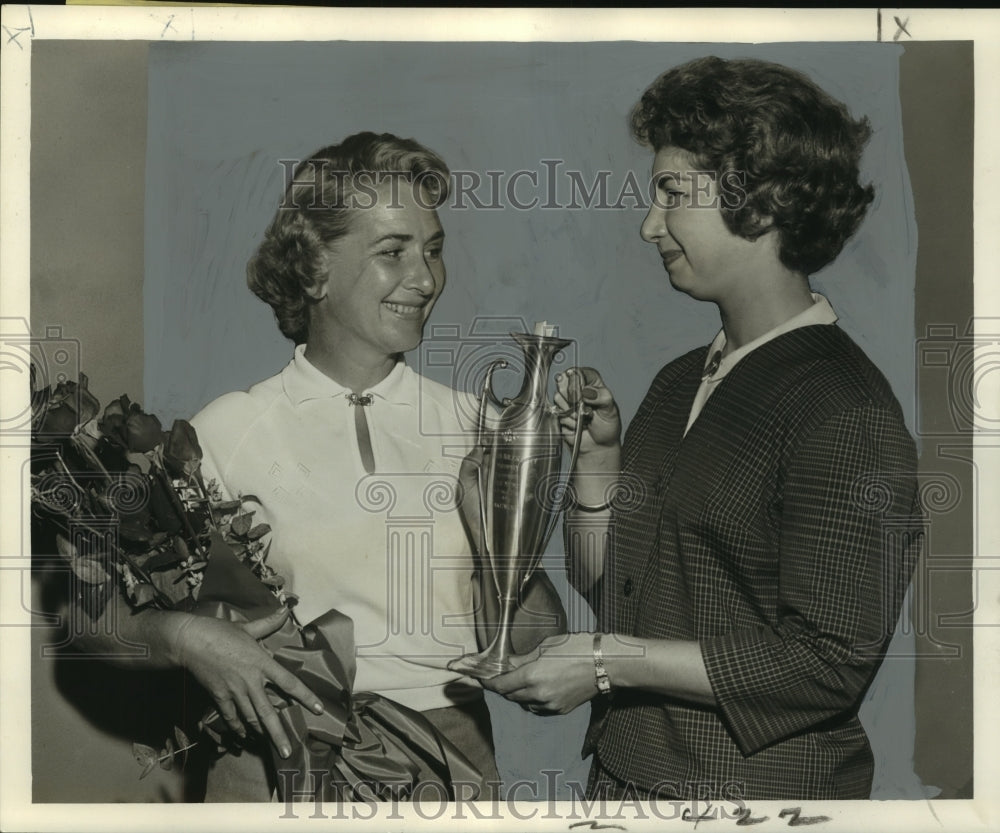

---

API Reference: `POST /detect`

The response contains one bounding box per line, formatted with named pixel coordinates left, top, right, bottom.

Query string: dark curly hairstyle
left=247, top=132, right=450, bottom=344
left=630, top=56, right=875, bottom=275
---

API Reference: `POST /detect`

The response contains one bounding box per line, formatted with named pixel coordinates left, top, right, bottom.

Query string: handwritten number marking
left=778, top=807, right=832, bottom=826
left=682, top=807, right=716, bottom=825
left=735, top=807, right=769, bottom=826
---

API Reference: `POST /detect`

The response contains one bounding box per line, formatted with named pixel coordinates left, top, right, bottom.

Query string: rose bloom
left=99, top=395, right=164, bottom=453
left=163, top=419, right=203, bottom=478
left=35, top=377, right=100, bottom=440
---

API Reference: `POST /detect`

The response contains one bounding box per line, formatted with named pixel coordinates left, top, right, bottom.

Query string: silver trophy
left=449, top=329, right=585, bottom=679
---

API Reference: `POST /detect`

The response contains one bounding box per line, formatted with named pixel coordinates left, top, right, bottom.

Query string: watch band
left=593, top=633, right=612, bottom=695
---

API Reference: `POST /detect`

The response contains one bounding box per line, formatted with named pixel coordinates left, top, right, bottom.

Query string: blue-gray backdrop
left=144, top=41, right=928, bottom=798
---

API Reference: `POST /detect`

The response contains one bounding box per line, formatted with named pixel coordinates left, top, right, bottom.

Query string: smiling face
left=640, top=146, right=762, bottom=304
left=307, top=181, right=445, bottom=371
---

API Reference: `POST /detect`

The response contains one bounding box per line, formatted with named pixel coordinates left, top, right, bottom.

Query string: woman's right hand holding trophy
left=555, top=367, right=623, bottom=511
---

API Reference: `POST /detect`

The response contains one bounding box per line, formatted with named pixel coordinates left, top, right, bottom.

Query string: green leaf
left=140, top=549, right=186, bottom=571
left=173, top=726, right=193, bottom=769
left=70, top=558, right=112, bottom=586
left=174, top=726, right=191, bottom=749
left=132, top=742, right=157, bottom=767
left=198, top=710, right=225, bottom=748
left=260, top=574, right=285, bottom=588
left=139, top=759, right=157, bottom=780
left=230, top=513, right=252, bottom=537
left=125, top=450, right=152, bottom=474
left=118, top=516, right=153, bottom=544
left=247, top=523, right=271, bottom=540
left=214, top=499, right=241, bottom=513
left=159, top=738, right=174, bottom=770
left=54, top=534, right=78, bottom=559
left=174, top=536, right=191, bottom=559
left=132, top=583, right=157, bottom=607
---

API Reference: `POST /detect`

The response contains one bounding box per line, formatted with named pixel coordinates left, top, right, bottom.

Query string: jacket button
left=623, top=578, right=633, bottom=597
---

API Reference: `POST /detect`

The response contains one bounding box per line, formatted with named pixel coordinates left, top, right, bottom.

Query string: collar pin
left=702, top=350, right=723, bottom=381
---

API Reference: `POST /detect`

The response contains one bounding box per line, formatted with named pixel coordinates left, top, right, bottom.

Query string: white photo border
left=2, top=6, right=997, bottom=833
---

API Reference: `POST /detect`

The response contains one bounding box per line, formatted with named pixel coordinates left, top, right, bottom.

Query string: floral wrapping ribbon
left=193, top=533, right=487, bottom=802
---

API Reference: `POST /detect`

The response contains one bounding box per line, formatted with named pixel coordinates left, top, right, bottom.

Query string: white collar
left=702, top=293, right=839, bottom=383
left=281, top=344, right=413, bottom=406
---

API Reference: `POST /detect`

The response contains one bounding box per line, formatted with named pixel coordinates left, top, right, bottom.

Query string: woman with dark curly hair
left=485, top=57, right=923, bottom=802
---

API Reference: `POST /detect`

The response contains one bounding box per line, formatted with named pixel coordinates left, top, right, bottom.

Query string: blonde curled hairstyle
left=247, top=132, right=450, bottom=344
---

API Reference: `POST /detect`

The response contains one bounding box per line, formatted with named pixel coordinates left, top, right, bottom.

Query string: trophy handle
left=476, top=359, right=507, bottom=599
left=476, top=359, right=508, bottom=444
left=522, top=399, right=588, bottom=589
left=480, top=359, right=510, bottom=415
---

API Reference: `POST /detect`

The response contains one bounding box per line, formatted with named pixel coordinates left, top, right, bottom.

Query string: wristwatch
left=593, top=633, right=612, bottom=695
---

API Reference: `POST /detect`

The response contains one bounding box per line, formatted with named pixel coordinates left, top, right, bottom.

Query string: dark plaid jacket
left=589, top=324, right=922, bottom=800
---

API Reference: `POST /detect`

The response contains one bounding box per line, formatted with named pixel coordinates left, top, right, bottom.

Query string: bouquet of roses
left=29, top=369, right=283, bottom=621
left=29, top=370, right=486, bottom=800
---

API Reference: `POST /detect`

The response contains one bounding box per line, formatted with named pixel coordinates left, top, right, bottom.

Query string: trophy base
left=447, top=650, right=512, bottom=680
